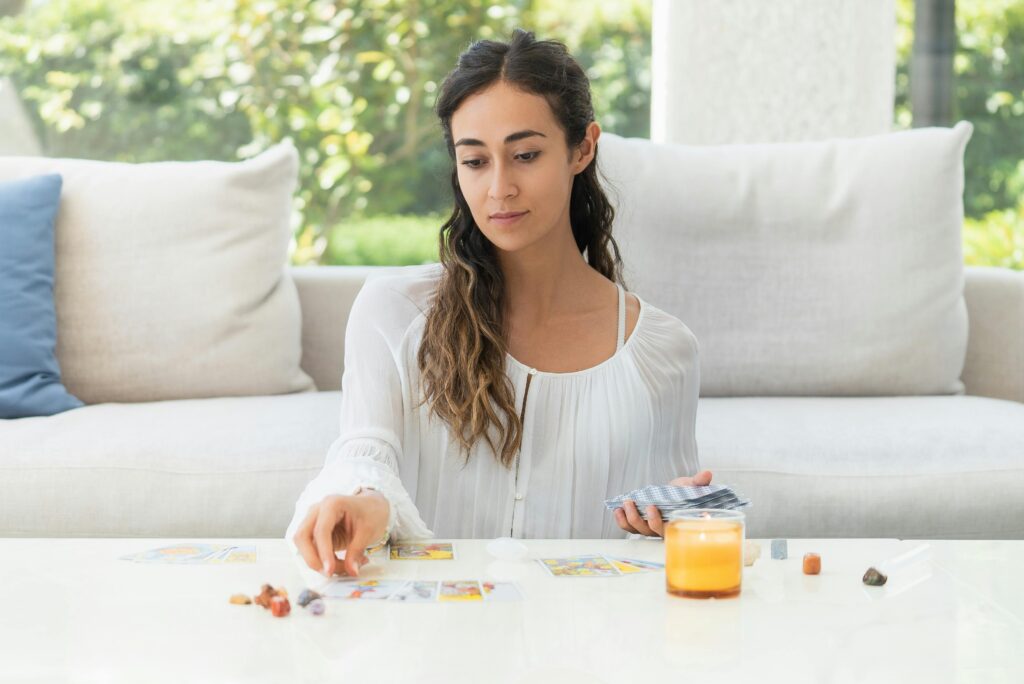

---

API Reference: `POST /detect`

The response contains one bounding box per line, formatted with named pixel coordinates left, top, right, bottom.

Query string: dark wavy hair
left=416, top=28, right=624, bottom=468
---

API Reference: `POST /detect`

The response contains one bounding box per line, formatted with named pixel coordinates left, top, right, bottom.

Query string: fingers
left=343, top=521, right=376, bottom=577
left=647, top=505, right=665, bottom=536
left=313, top=502, right=345, bottom=576
left=293, top=506, right=324, bottom=574
left=614, top=507, right=638, bottom=534
left=623, top=500, right=657, bottom=536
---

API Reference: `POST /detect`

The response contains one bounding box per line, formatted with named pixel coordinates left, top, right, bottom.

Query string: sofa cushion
left=0, top=392, right=340, bottom=537
left=697, top=395, right=1024, bottom=539
left=598, top=123, right=974, bottom=396
left=0, top=145, right=315, bottom=403
left=0, top=174, right=83, bottom=419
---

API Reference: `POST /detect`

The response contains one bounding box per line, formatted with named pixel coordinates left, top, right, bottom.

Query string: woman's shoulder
left=634, top=294, right=700, bottom=359
left=358, top=263, right=443, bottom=308
left=350, top=263, right=444, bottom=335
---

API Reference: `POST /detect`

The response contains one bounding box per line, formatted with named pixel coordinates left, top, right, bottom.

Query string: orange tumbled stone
left=254, top=584, right=276, bottom=609
left=270, top=596, right=291, bottom=617
left=802, top=553, right=821, bottom=575
left=229, top=594, right=252, bottom=605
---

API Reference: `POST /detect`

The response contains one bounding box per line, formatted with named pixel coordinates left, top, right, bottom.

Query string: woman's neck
left=498, top=224, right=602, bottom=325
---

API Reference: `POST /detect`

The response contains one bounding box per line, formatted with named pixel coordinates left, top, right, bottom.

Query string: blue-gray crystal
left=297, top=588, right=322, bottom=607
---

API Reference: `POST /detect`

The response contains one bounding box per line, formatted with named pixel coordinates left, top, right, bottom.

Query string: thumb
left=694, top=469, right=713, bottom=486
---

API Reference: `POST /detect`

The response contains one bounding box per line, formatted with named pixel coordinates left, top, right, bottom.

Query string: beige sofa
left=1, top=263, right=1021, bottom=540
left=2, top=125, right=1022, bottom=541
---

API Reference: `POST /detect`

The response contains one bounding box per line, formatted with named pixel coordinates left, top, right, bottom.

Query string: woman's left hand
left=614, top=470, right=714, bottom=537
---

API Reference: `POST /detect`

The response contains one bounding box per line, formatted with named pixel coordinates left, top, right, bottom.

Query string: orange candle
left=665, top=510, right=745, bottom=599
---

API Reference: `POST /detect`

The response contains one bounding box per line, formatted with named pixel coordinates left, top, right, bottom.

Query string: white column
left=0, top=77, right=41, bottom=155
left=651, top=0, right=896, bottom=144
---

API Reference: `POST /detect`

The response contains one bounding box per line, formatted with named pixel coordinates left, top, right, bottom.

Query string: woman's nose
left=488, top=163, right=517, bottom=200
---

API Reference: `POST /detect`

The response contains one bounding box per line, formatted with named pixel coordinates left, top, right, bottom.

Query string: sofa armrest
left=290, top=265, right=402, bottom=391
left=962, top=266, right=1024, bottom=404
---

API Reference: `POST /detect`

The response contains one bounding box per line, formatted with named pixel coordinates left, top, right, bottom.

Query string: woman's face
left=451, top=80, right=599, bottom=255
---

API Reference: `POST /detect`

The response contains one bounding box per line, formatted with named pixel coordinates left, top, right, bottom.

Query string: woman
left=287, top=28, right=711, bottom=578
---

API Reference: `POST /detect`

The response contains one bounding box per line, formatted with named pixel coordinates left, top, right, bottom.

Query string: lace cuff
left=346, top=445, right=433, bottom=541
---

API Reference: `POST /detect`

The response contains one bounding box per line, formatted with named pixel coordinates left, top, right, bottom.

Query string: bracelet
left=365, top=534, right=390, bottom=555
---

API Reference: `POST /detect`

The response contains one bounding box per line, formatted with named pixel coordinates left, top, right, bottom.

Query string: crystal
left=802, top=552, right=821, bottom=575
left=307, top=598, right=326, bottom=616
left=298, top=588, right=322, bottom=608
left=254, top=584, right=277, bottom=609
left=229, top=593, right=252, bottom=605
left=862, top=566, right=888, bottom=586
left=270, top=595, right=291, bottom=617
left=771, top=539, right=787, bottom=560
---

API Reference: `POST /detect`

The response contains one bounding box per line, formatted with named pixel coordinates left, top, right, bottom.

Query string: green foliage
left=4, top=0, right=1020, bottom=269
left=954, top=0, right=1024, bottom=221
left=0, top=0, right=251, bottom=161
left=964, top=203, right=1024, bottom=270
left=895, top=0, right=1024, bottom=271
left=894, top=0, right=914, bottom=129
left=326, top=212, right=441, bottom=265
left=0, top=0, right=650, bottom=265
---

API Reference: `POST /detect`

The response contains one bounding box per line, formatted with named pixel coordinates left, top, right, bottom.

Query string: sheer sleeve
left=285, top=275, right=433, bottom=555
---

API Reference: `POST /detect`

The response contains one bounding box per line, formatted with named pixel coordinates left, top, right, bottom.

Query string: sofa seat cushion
left=0, top=392, right=341, bottom=538
left=697, top=396, right=1024, bottom=539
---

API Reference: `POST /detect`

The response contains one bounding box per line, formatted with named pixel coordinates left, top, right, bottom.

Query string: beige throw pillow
left=0, top=144, right=315, bottom=402
left=598, top=123, right=974, bottom=396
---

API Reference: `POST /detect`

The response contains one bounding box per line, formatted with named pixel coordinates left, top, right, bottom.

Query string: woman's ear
left=574, top=121, right=602, bottom=174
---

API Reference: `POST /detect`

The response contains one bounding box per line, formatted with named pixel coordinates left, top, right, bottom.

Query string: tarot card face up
left=389, top=542, right=455, bottom=560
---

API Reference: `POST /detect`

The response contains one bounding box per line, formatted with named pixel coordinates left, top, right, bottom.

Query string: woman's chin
left=489, top=235, right=541, bottom=254
left=477, top=228, right=536, bottom=253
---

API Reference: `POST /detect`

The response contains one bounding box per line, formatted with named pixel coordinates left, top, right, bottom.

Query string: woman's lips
left=490, top=211, right=528, bottom=225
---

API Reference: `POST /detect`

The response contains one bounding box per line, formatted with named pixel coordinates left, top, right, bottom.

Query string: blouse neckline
left=505, top=292, right=647, bottom=378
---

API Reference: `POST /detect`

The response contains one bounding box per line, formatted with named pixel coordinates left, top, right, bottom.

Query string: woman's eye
left=460, top=152, right=540, bottom=169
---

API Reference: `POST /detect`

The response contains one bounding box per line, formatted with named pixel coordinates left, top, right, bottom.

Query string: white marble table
left=2, top=537, right=1022, bottom=683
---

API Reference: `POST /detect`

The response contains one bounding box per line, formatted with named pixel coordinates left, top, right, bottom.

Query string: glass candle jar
left=665, top=509, right=745, bottom=599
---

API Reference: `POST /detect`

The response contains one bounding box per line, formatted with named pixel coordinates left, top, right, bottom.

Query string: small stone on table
left=771, top=539, right=788, bottom=560
left=862, top=566, right=888, bottom=586
left=270, top=595, right=291, bottom=617
left=298, top=588, right=322, bottom=608
left=254, top=584, right=277, bottom=609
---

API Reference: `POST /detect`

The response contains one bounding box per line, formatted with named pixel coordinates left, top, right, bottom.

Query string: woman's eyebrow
left=454, top=129, right=547, bottom=147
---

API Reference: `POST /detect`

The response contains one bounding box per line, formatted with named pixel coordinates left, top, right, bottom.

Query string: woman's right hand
left=292, top=489, right=390, bottom=577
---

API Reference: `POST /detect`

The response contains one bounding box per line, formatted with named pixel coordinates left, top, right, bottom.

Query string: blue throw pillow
left=0, top=174, right=84, bottom=419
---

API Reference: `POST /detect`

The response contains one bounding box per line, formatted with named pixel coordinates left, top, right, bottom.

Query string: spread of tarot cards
left=320, top=579, right=524, bottom=602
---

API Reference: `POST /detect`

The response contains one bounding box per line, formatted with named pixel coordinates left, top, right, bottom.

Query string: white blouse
left=284, top=263, right=701, bottom=549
